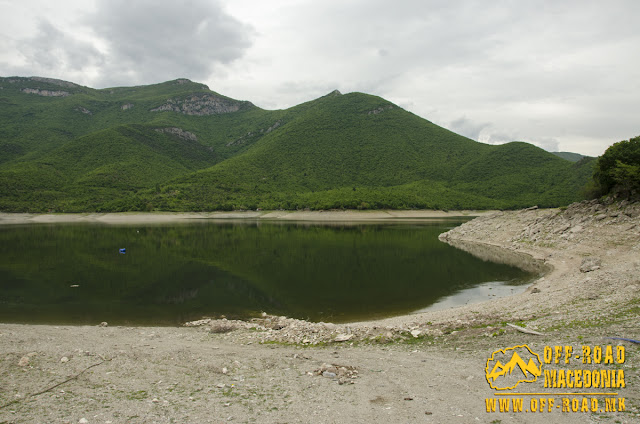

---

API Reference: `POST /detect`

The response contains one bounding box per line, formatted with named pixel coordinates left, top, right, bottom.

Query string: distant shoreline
left=0, top=209, right=497, bottom=225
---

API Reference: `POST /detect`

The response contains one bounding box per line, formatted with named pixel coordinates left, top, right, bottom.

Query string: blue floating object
left=119, top=248, right=126, bottom=254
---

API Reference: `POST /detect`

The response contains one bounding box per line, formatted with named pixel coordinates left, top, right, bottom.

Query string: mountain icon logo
left=485, top=344, right=542, bottom=390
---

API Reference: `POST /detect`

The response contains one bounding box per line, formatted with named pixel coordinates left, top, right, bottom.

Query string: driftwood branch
left=0, top=359, right=107, bottom=410
left=507, top=323, right=545, bottom=336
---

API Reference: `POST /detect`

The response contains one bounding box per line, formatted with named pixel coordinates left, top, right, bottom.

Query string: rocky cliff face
left=150, top=93, right=251, bottom=116
left=21, top=88, right=70, bottom=97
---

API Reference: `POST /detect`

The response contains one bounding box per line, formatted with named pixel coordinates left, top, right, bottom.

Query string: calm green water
left=0, top=220, right=534, bottom=325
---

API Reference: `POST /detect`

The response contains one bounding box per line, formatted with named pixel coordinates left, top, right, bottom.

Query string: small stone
left=60, top=356, right=69, bottom=363
left=410, top=330, right=421, bottom=338
left=322, top=371, right=337, bottom=378
left=334, top=334, right=353, bottom=342
left=18, top=356, right=29, bottom=367
left=222, top=367, right=228, bottom=374
left=99, top=322, right=108, bottom=327
left=152, top=398, right=159, bottom=403
left=78, top=419, right=88, bottom=424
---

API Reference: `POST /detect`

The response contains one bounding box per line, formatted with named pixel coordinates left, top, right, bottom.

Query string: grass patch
left=126, top=390, right=148, bottom=401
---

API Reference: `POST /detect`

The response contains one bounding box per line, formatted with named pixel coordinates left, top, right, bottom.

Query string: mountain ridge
left=0, top=76, right=595, bottom=212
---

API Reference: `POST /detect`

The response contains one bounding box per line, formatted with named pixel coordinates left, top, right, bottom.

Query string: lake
left=0, top=219, right=537, bottom=325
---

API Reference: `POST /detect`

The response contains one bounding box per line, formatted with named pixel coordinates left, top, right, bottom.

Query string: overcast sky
left=1, top=0, right=638, bottom=156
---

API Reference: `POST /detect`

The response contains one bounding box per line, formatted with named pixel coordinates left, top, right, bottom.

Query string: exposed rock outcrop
left=367, top=105, right=393, bottom=115
left=155, top=127, right=198, bottom=142
left=21, top=88, right=70, bottom=97
left=151, top=93, right=250, bottom=116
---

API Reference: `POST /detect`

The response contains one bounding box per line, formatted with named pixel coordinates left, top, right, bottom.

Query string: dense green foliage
left=0, top=76, right=595, bottom=211
left=592, top=136, right=640, bottom=198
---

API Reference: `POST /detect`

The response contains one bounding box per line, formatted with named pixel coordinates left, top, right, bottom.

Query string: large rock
left=580, top=257, right=602, bottom=273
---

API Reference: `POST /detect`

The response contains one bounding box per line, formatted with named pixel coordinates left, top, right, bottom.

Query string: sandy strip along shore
left=0, top=209, right=493, bottom=225
left=1, top=201, right=638, bottom=423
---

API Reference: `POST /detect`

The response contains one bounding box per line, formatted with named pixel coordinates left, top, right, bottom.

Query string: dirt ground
left=1, top=200, right=639, bottom=424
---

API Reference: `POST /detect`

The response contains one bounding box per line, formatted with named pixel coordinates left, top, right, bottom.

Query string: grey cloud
left=532, top=137, right=560, bottom=153
left=483, top=130, right=559, bottom=153
left=17, top=20, right=104, bottom=73
left=87, top=0, right=253, bottom=86
left=448, top=116, right=490, bottom=141
left=275, top=80, right=342, bottom=102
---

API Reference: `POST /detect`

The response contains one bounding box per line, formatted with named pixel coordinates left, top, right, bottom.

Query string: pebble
left=334, top=334, right=353, bottom=342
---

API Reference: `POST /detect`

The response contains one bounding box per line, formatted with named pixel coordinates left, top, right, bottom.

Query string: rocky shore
left=183, top=199, right=639, bottom=346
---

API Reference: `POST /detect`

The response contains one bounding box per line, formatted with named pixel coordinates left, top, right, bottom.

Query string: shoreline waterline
left=0, top=209, right=497, bottom=225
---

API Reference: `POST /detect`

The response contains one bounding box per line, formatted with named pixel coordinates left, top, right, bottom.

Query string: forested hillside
left=0, top=77, right=595, bottom=212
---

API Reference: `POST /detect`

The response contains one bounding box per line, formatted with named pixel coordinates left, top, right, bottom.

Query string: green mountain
left=0, top=76, right=595, bottom=212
